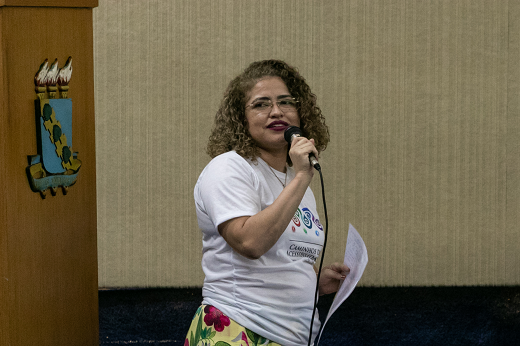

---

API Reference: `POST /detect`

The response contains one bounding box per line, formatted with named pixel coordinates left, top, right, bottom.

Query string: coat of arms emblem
left=27, top=57, right=82, bottom=198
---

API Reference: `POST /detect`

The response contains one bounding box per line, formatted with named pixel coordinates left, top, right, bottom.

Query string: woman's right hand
left=288, top=136, right=319, bottom=180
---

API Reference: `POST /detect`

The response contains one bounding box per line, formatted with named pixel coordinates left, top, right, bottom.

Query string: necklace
left=267, top=164, right=287, bottom=188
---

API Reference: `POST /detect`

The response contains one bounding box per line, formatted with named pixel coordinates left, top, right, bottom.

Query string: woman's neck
left=258, top=149, right=287, bottom=172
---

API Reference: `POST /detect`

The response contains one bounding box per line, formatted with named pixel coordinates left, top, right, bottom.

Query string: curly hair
left=206, top=60, right=329, bottom=164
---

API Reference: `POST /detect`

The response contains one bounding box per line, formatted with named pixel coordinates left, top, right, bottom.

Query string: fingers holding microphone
left=290, top=136, right=319, bottom=171
left=284, top=126, right=321, bottom=173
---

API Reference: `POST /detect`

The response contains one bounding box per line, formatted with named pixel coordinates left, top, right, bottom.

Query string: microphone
left=284, top=126, right=321, bottom=171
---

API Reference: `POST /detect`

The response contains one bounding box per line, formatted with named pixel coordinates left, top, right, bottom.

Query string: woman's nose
left=269, top=102, right=283, bottom=116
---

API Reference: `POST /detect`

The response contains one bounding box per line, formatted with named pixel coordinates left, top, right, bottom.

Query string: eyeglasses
left=245, top=97, right=299, bottom=115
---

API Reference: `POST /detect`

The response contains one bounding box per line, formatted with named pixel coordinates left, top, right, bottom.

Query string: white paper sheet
left=316, top=224, right=368, bottom=345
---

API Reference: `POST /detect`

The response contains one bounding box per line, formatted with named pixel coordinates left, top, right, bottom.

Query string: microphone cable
left=283, top=125, right=328, bottom=345
left=307, top=164, right=328, bottom=346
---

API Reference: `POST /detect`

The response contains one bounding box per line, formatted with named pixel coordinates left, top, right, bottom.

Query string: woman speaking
left=185, top=60, right=349, bottom=346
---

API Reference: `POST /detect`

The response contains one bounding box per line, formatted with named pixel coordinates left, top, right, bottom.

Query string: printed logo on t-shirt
left=291, top=207, right=323, bottom=235
left=287, top=207, right=324, bottom=263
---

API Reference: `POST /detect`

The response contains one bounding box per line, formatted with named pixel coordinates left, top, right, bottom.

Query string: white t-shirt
left=194, top=151, right=324, bottom=346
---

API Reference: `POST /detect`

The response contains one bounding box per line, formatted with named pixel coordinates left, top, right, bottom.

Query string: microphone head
left=284, top=126, right=302, bottom=143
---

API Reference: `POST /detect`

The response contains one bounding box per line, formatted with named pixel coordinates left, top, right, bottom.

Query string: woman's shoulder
left=207, top=151, right=252, bottom=168
left=200, top=151, right=256, bottom=179
left=212, top=150, right=246, bottom=162
left=195, top=151, right=260, bottom=196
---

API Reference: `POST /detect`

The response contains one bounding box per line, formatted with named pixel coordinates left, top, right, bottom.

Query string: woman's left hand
left=318, top=262, right=350, bottom=296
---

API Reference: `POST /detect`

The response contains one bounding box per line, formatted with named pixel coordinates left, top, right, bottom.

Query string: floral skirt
left=185, top=305, right=282, bottom=346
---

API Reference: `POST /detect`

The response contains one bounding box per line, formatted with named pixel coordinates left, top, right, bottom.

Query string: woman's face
left=245, top=76, right=300, bottom=155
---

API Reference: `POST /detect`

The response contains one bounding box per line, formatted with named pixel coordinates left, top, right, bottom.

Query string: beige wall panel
left=94, top=0, right=519, bottom=287
left=506, top=0, right=520, bottom=284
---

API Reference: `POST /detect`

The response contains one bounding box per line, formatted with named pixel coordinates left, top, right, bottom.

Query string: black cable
left=307, top=166, right=328, bottom=346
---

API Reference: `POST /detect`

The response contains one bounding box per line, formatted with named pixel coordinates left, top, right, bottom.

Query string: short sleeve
left=195, top=153, right=261, bottom=229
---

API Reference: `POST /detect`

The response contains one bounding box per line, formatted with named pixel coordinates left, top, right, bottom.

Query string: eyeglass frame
left=244, top=97, right=300, bottom=114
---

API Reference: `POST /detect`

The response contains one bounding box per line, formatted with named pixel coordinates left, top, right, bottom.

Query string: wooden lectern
left=0, top=1, right=98, bottom=345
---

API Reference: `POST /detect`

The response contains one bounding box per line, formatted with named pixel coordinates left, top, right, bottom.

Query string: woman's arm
left=218, top=137, right=318, bottom=259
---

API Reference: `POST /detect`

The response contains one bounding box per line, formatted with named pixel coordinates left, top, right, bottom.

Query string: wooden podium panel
left=0, top=2, right=98, bottom=346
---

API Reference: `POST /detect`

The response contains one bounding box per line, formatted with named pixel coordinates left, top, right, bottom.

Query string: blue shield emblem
left=39, top=98, right=74, bottom=174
